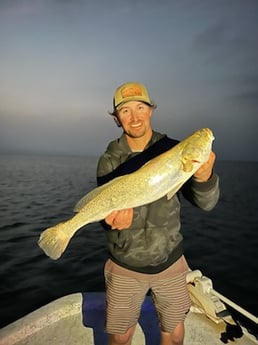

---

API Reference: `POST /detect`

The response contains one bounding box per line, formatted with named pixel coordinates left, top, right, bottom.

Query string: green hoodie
left=97, top=131, right=219, bottom=274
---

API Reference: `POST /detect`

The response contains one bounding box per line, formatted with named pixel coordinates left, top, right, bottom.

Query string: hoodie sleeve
left=181, top=172, right=220, bottom=211
left=96, top=138, right=124, bottom=181
left=97, top=153, right=115, bottom=178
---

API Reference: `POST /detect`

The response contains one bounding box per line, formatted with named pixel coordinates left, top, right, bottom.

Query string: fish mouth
left=203, top=128, right=215, bottom=140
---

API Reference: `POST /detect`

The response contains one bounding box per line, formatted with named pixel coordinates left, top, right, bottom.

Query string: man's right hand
left=105, top=209, right=133, bottom=230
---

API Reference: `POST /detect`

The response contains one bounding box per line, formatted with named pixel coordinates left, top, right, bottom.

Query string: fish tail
left=38, top=223, right=71, bottom=260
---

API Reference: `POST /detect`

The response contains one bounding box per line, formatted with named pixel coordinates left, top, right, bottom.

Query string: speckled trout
left=38, top=128, right=214, bottom=260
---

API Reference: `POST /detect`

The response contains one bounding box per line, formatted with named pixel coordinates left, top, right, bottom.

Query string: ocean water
left=0, top=155, right=257, bottom=335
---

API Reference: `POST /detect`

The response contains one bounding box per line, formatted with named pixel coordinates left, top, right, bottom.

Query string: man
left=97, top=82, right=220, bottom=345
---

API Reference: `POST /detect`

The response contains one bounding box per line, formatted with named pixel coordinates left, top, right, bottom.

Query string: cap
left=113, top=82, right=155, bottom=110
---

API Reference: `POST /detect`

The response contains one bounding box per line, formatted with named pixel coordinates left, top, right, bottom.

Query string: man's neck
left=126, top=131, right=153, bottom=152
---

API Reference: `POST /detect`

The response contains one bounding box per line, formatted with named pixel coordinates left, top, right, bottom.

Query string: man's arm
left=182, top=151, right=220, bottom=211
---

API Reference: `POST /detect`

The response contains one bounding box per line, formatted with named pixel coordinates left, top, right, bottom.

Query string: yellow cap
left=113, top=82, right=154, bottom=109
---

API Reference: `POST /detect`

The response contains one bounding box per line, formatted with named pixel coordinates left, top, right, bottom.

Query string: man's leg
left=150, top=260, right=191, bottom=345
left=160, top=321, right=185, bottom=345
left=108, top=324, right=136, bottom=345
left=104, top=260, right=148, bottom=344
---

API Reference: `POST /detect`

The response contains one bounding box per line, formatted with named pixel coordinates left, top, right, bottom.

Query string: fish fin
left=74, top=189, right=98, bottom=212
left=73, top=184, right=107, bottom=212
left=38, top=223, right=71, bottom=260
left=73, top=176, right=125, bottom=212
left=166, top=181, right=185, bottom=200
left=182, top=158, right=193, bottom=172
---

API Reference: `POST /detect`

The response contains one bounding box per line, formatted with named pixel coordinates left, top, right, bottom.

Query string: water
left=0, top=155, right=257, bottom=335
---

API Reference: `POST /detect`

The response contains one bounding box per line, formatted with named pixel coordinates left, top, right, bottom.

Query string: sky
left=0, top=0, right=257, bottom=161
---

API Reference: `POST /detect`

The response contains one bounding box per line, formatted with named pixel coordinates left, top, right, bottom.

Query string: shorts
left=104, top=256, right=191, bottom=334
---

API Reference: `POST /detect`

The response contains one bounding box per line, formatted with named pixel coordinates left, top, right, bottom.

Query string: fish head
left=181, top=128, right=214, bottom=173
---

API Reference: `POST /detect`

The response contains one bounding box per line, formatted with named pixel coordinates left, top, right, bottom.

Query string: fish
left=38, top=127, right=214, bottom=260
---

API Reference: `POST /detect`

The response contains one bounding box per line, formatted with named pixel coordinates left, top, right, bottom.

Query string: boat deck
left=0, top=293, right=256, bottom=345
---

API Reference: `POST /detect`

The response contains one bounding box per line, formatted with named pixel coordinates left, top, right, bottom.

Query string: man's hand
left=105, top=208, right=134, bottom=230
left=193, top=151, right=216, bottom=182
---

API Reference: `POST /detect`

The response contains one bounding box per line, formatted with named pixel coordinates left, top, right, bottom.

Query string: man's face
left=116, top=101, right=153, bottom=139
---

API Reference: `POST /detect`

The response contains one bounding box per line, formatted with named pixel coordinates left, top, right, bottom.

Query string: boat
left=0, top=270, right=257, bottom=345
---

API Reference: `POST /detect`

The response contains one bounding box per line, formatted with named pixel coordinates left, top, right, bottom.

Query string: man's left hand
left=193, top=151, right=216, bottom=182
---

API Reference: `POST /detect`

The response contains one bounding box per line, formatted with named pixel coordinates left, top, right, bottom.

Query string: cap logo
left=121, top=85, right=143, bottom=99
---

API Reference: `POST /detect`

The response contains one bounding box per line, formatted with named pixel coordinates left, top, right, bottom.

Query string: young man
left=97, top=82, right=220, bottom=345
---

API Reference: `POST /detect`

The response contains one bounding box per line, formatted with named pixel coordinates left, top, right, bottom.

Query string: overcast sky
left=0, top=0, right=257, bottom=161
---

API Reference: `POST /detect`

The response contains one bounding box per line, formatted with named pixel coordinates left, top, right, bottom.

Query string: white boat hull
left=0, top=292, right=256, bottom=345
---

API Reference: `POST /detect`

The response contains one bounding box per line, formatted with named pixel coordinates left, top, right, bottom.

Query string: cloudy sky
left=0, top=0, right=257, bottom=161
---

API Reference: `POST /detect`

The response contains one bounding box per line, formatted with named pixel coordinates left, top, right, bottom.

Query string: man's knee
left=161, top=322, right=185, bottom=345
left=171, top=322, right=185, bottom=345
left=109, top=325, right=136, bottom=345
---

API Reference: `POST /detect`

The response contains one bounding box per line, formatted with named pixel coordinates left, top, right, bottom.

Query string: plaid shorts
left=104, top=256, right=191, bottom=334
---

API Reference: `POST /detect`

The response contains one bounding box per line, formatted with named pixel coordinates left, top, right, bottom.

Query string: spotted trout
left=38, top=128, right=214, bottom=260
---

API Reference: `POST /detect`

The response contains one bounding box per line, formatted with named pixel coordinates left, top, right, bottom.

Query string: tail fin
left=38, top=224, right=71, bottom=260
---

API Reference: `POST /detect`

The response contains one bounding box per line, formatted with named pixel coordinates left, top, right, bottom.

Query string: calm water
left=0, top=155, right=257, bottom=334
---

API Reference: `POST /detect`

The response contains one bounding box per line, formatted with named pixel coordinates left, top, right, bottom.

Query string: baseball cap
left=113, top=82, right=155, bottom=110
